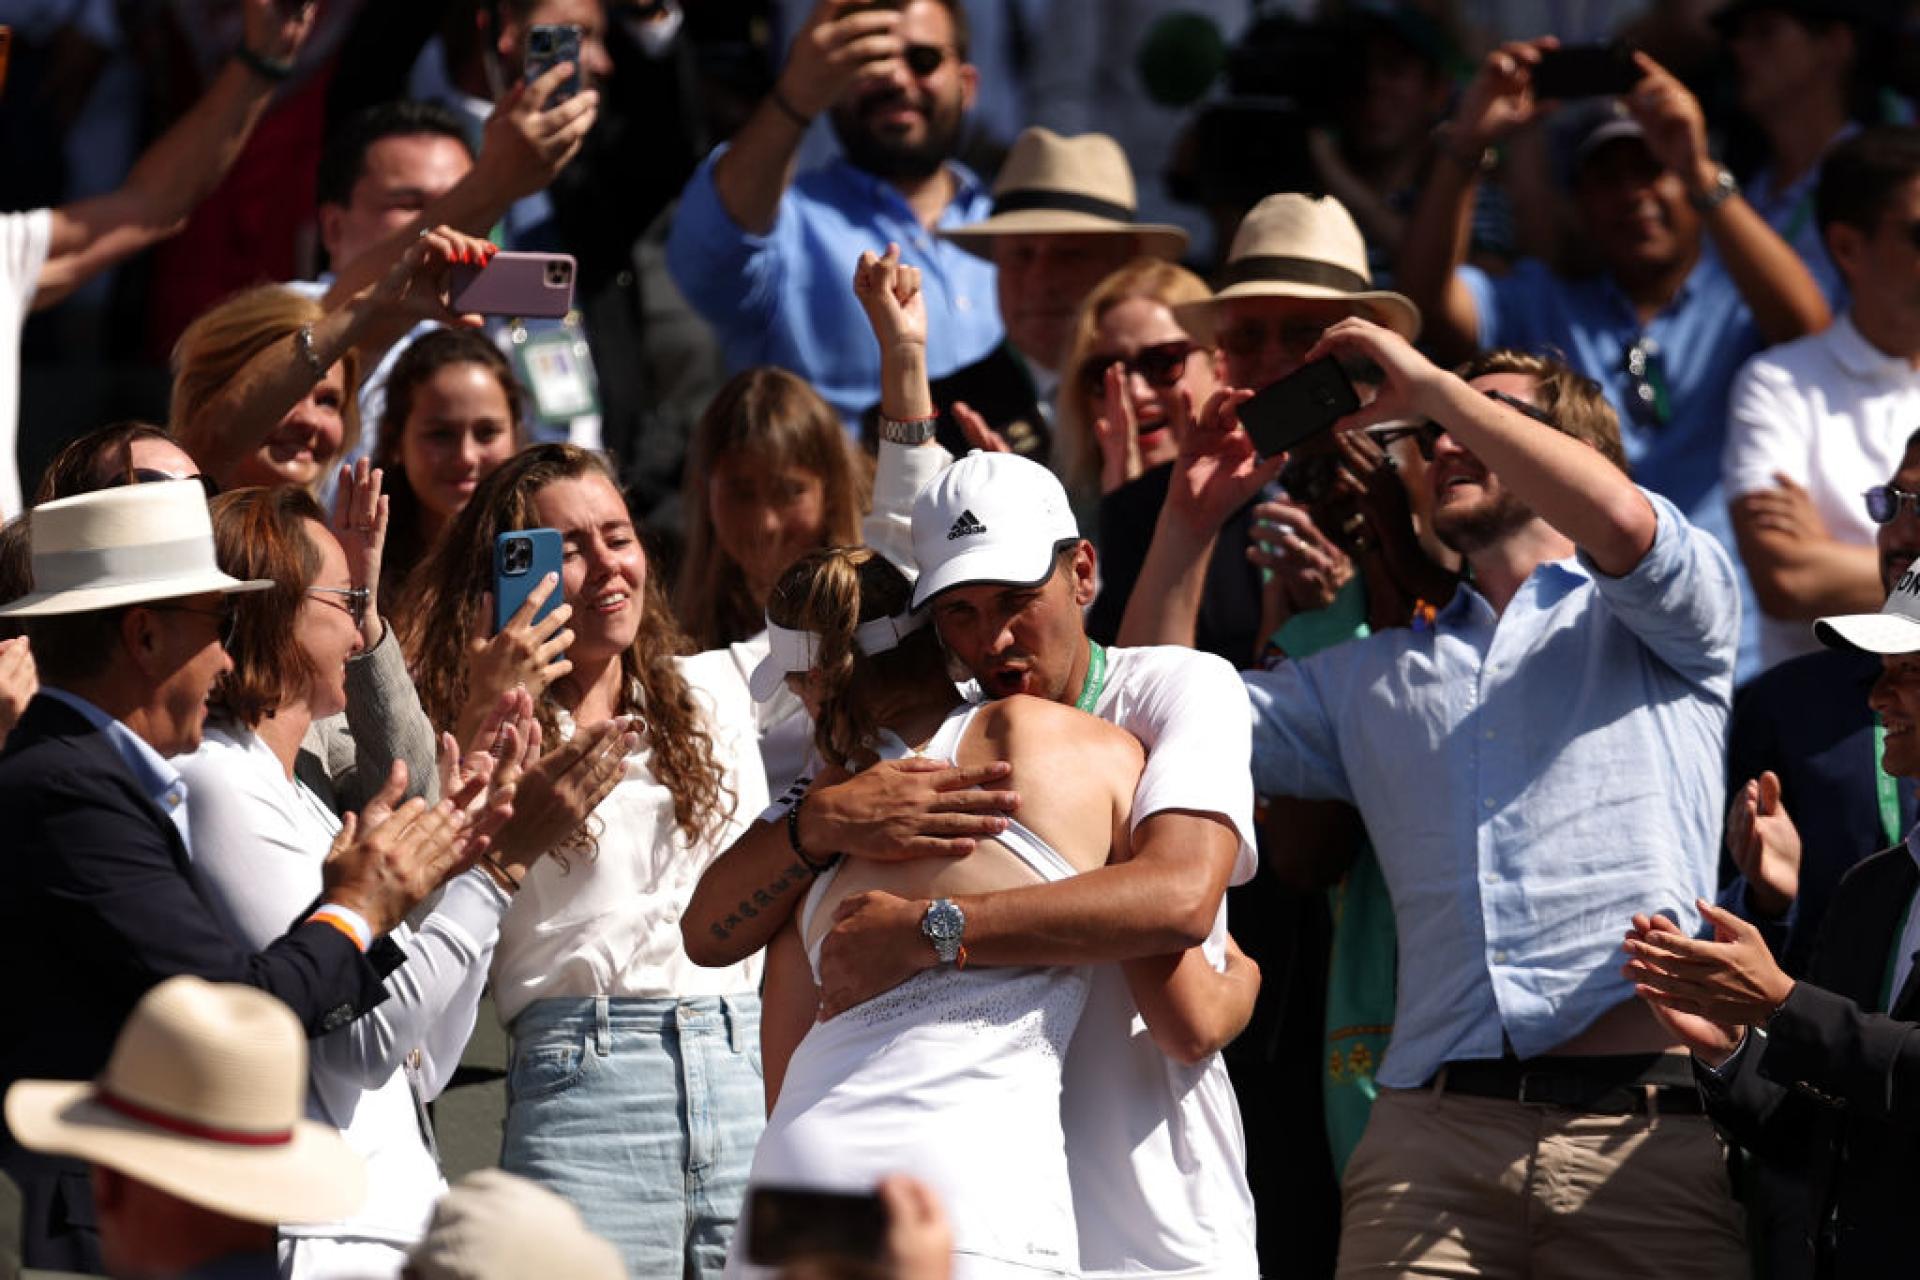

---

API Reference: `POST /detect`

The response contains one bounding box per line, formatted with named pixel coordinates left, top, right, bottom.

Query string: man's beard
left=1434, top=486, right=1535, bottom=556
left=831, top=91, right=963, bottom=182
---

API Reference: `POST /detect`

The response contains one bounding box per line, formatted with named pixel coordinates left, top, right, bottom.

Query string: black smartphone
left=526, top=23, right=584, bottom=103
left=745, top=1185, right=888, bottom=1266
left=1531, top=43, right=1641, bottom=100
left=1237, top=357, right=1361, bottom=459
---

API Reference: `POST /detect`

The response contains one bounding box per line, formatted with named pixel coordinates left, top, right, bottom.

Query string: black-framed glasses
left=1367, top=389, right=1558, bottom=461
left=1866, top=484, right=1920, bottom=524
left=307, top=586, right=371, bottom=628
left=147, top=602, right=238, bottom=650
left=1217, top=317, right=1328, bottom=362
left=903, top=43, right=953, bottom=76
left=1622, top=336, right=1670, bottom=427
left=1077, top=341, right=1199, bottom=398
left=106, top=468, right=219, bottom=499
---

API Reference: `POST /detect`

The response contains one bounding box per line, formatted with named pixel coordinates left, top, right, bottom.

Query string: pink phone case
left=448, top=251, right=577, bottom=319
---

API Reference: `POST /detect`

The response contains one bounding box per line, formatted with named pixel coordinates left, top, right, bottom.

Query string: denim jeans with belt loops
left=500, top=994, right=764, bottom=1279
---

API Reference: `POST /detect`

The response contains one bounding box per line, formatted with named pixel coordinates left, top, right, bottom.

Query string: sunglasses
left=1216, top=318, right=1329, bottom=362
left=307, top=585, right=371, bottom=628
left=1078, top=341, right=1198, bottom=399
left=1365, top=390, right=1558, bottom=461
left=107, top=468, right=220, bottom=499
left=1866, top=484, right=1920, bottom=525
left=148, top=602, right=238, bottom=650
left=903, top=43, right=952, bottom=76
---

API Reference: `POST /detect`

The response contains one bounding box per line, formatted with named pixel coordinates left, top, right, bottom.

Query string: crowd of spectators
left=6, top=0, right=1920, bottom=1277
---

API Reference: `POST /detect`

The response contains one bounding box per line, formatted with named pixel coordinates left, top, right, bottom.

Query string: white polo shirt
left=1723, top=312, right=1920, bottom=670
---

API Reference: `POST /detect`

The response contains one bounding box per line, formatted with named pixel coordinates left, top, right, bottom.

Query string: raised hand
left=1301, top=317, right=1447, bottom=432
left=952, top=401, right=1010, bottom=454
left=1160, top=385, right=1277, bottom=539
left=365, top=225, right=496, bottom=332
left=1624, top=52, right=1713, bottom=193
left=854, top=244, right=927, bottom=354
left=1724, top=771, right=1801, bottom=920
left=478, top=63, right=601, bottom=203
left=459, top=575, right=574, bottom=744
left=781, top=0, right=907, bottom=118
left=1451, top=37, right=1559, bottom=150
left=241, top=0, right=318, bottom=65
left=1092, top=361, right=1146, bottom=494
left=330, top=458, right=388, bottom=647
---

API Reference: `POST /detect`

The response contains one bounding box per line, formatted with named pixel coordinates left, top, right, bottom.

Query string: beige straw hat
left=408, top=1170, right=626, bottom=1280
left=943, top=127, right=1189, bottom=262
left=1173, top=193, right=1421, bottom=341
left=0, top=479, right=270, bottom=617
left=5, top=976, right=365, bottom=1225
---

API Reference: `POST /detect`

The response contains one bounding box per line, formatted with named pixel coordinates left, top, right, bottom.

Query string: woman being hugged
left=399, top=444, right=770, bottom=1279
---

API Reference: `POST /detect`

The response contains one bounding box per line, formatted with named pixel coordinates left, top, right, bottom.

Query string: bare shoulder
left=969, top=695, right=1144, bottom=787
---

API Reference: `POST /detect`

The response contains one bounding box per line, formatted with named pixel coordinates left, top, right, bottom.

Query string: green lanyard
left=1875, top=715, right=1904, bottom=849
left=1075, top=641, right=1108, bottom=713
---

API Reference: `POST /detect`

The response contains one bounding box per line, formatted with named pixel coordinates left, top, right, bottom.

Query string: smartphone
left=1531, top=43, right=1641, bottom=100
left=449, top=251, right=577, bottom=319
left=744, top=1185, right=888, bottom=1266
left=492, top=529, right=564, bottom=635
left=1237, top=357, right=1361, bottom=459
left=525, top=23, right=584, bottom=103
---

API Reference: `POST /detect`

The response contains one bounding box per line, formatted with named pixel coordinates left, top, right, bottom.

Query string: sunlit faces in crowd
left=531, top=471, right=646, bottom=663
left=1424, top=372, right=1545, bottom=556
left=1213, top=295, right=1375, bottom=393
left=138, top=594, right=235, bottom=757
left=993, top=233, right=1139, bottom=372
left=320, top=131, right=473, bottom=272
left=1079, top=297, right=1216, bottom=470
left=296, top=520, right=367, bottom=719
left=1571, top=135, right=1702, bottom=282
left=828, top=0, right=977, bottom=182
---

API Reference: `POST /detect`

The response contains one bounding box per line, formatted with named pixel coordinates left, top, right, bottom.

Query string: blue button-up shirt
left=40, top=686, right=192, bottom=852
left=667, top=149, right=1004, bottom=429
left=1461, top=253, right=1765, bottom=676
left=1244, top=491, right=1738, bottom=1087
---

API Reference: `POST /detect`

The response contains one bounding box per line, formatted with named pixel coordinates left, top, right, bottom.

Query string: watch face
left=923, top=900, right=964, bottom=941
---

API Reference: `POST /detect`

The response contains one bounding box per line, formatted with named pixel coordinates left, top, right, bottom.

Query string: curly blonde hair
left=396, top=444, right=731, bottom=845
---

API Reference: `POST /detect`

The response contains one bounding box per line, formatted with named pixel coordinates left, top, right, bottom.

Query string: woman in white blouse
left=396, top=444, right=769, bottom=1280
left=178, top=485, right=630, bottom=1279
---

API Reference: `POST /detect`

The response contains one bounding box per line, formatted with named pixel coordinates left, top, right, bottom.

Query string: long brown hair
left=674, top=368, right=870, bottom=649
left=396, top=444, right=731, bottom=844
left=207, top=486, right=328, bottom=726
left=765, top=546, right=947, bottom=770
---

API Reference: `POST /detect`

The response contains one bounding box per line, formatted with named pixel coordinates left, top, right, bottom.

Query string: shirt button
left=1483, top=728, right=1497, bottom=741
left=1484, top=872, right=1501, bottom=884
left=956, top=296, right=972, bottom=312
left=1482, top=796, right=1496, bottom=810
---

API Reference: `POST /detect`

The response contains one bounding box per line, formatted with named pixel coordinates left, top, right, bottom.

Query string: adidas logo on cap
left=946, top=509, right=987, bottom=541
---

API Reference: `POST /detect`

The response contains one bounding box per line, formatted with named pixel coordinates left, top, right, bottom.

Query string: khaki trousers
left=1336, top=1084, right=1749, bottom=1279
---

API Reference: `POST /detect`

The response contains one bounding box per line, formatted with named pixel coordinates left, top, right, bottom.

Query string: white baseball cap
left=910, top=452, right=1080, bottom=610
left=1816, top=568, right=1920, bottom=654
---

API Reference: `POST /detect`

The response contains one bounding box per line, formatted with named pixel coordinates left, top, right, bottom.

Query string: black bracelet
left=768, top=86, right=813, bottom=131
left=235, top=45, right=295, bottom=83
left=786, top=795, right=839, bottom=875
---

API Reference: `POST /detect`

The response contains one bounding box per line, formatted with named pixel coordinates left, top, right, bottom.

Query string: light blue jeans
left=500, top=994, right=765, bottom=1279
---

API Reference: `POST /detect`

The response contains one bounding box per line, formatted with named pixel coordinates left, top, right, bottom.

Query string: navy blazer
left=0, top=693, right=389, bottom=1268
left=1699, top=842, right=1920, bottom=1278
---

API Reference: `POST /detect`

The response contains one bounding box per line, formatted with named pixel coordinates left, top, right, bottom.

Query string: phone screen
left=745, top=1186, right=888, bottom=1266
left=1531, top=44, right=1640, bottom=100
left=1236, top=357, right=1362, bottom=459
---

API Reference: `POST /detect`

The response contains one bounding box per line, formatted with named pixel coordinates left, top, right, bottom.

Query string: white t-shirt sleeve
left=1721, top=352, right=1808, bottom=502
left=862, top=438, right=953, bottom=581
left=0, top=209, right=53, bottom=518
left=1106, top=648, right=1259, bottom=886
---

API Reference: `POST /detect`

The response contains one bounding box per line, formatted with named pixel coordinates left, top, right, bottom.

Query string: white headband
left=748, top=609, right=930, bottom=702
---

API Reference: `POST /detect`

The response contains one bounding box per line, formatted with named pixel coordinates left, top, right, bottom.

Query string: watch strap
left=880, top=413, right=940, bottom=445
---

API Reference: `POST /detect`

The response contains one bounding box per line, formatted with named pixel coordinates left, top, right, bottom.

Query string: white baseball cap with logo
left=1816, top=566, right=1920, bottom=654
left=910, top=452, right=1081, bottom=610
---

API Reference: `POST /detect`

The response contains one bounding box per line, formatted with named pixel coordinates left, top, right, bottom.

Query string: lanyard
left=1875, top=715, right=1904, bottom=849
left=1074, top=641, right=1108, bottom=713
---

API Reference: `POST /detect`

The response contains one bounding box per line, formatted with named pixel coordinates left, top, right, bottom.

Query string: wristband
left=769, top=86, right=813, bottom=130
left=236, top=46, right=295, bottom=83
left=786, top=795, right=840, bottom=875
left=879, top=413, right=940, bottom=445
left=308, top=905, right=373, bottom=952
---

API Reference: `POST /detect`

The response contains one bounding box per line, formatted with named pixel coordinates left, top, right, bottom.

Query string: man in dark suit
left=0, top=481, right=490, bottom=1272
left=1626, top=563, right=1920, bottom=1278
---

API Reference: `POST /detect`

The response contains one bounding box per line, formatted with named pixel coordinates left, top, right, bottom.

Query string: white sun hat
left=5, top=976, right=366, bottom=1225
left=1816, top=569, right=1920, bottom=654
left=909, top=451, right=1080, bottom=610
left=0, top=479, right=270, bottom=617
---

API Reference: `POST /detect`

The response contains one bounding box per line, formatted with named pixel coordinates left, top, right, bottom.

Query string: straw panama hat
left=0, top=479, right=271, bottom=617
left=943, top=127, right=1190, bottom=262
left=1174, top=193, right=1421, bottom=341
left=408, top=1170, right=626, bottom=1280
left=5, top=976, right=366, bottom=1225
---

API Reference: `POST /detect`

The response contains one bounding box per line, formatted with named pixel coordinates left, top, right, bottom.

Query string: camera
left=501, top=535, right=534, bottom=576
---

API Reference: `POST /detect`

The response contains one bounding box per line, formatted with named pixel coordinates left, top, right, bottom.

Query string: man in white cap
left=1626, top=563, right=1920, bottom=1277
left=0, top=481, right=495, bottom=1272
left=927, top=126, right=1189, bottom=458
left=5, top=975, right=367, bottom=1280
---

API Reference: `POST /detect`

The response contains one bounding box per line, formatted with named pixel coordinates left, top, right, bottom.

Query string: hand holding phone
left=493, top=530, right=565, bottom=635
left=1237, top=358, right=1362, bottom=460
left=525, top=23, right=584, bottom=103
left=1531, top=43, right=1641, bottom=100
left=449, top=251, right=577, bottom=319
left=745, top=1185, right=889, bottom=1266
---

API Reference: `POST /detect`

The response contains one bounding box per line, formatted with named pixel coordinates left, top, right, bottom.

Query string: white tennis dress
left=729, top=705, right=1089, bottom=1278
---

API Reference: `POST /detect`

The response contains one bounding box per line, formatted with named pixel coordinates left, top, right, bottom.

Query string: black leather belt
left=1429, top=1053, right=1706, bottom=1116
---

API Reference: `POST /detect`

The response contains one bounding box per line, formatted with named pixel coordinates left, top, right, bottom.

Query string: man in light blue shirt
left=666, top=0, right=1002, bottom=428
left=1238, top=320, right=1749, bottom=1275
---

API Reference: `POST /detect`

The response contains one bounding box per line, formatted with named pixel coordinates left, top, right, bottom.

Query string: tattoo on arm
left=706, top=858, right=813, bottom=944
